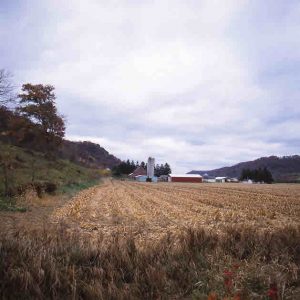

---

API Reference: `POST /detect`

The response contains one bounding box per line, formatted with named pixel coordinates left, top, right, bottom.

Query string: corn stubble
left=1, top=180, right=300, bottom=299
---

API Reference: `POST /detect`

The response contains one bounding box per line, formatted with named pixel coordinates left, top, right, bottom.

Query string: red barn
left=168, top=174, right=203, bottom=183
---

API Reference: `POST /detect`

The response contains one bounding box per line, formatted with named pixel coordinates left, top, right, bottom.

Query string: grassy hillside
left=0, top=142, right=101, bottom=199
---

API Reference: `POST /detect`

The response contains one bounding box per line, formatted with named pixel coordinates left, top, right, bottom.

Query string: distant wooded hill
left=188, top=155, right=300, bottom=182
left=59, top=140, right=120, bottom=169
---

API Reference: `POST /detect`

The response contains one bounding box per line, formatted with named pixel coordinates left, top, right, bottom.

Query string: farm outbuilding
left=129, top=157, right=158, bottom=182
left=129, top=166, right=147, bottom=179
left=215, top=177, right=227, bottom=183
left=202, top=174, right=216, bottom=183
left=158, top=175, right=169, bottom=182
left=135, top=175, right=147, bottom=182
left=168, top=174, right=203, bottom=183
left=135, top=175, right=158, bottom=182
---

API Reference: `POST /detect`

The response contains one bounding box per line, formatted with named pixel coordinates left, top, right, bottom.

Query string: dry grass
left=0, top=224, right=299, bottom=299
left=1, top=180, right=300, bottom=299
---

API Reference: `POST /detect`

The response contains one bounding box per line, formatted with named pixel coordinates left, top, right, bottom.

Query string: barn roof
left=169, top=174, right=203, bottom=178
left=129, top=166, right=147, bottom=177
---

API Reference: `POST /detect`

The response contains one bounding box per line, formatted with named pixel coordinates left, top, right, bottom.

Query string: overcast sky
left=1, top=0, right=299, bottom=172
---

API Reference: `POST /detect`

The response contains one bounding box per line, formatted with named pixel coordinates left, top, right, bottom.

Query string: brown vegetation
left=1, top=181, right=300, bottom=299
left=0, top=224, right=299, bottom=299
left=53, top=181, right=300, bottom=240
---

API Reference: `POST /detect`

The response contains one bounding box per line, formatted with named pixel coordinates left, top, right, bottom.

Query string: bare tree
left=0, top=69, right=15, bottom=105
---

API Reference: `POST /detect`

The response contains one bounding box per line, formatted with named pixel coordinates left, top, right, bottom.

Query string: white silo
left=147, top=157, right=155, bottom=179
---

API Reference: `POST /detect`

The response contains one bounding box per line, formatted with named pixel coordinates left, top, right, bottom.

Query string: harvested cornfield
left=1, top=180, right=300, bottom=299
left=52, top=180, right=300, bottom=241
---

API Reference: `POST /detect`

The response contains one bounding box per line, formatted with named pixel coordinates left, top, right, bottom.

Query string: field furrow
left=48, top=180, right=300, bottom=241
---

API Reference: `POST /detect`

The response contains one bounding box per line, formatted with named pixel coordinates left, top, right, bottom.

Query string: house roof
left=202, top=174, right=216, bottom=179
left=130, top=166, right=147, bottom=177
left=169, top=174, right=203, bottom=178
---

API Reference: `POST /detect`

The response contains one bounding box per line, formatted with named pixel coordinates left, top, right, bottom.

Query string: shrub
left=44, top=182, right=57, bottom=194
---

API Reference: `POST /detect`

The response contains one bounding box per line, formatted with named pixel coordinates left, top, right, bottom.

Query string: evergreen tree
left=154, top=162, right=172, bottom=176
left=112, top=159, right=139, bottom=176
left=130, top=160, right=136, bottom=172
left=164, top=163, right=171, bottom=175
left=154, top=164, right=161, bottom=177
left=240, top=167, right=274, bottom=183
left=263, top=167, right=274, bottom=184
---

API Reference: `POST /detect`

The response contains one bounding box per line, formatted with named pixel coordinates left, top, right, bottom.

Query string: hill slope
left=0, top=106, right=120, bottom=169
left=188, top=155, right=300, bottom=182
left=58, top=140, right=120, bottom=169
left=0, top=142, right=102, bottom=196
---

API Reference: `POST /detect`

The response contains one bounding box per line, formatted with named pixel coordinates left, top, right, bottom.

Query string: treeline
left=154, top=163, right=171, bottom=176
left=112, top=160, right=140, bottom=175
left=112, top=160, right=172, bottom=177
left=240, top=167, right=274, bottom=184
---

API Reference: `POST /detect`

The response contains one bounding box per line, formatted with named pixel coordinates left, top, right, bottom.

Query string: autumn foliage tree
left=17, top=84, right=65, bottom=152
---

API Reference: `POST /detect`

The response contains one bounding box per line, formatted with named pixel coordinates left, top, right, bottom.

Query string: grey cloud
left=1, top=0, right=300, bottom=172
